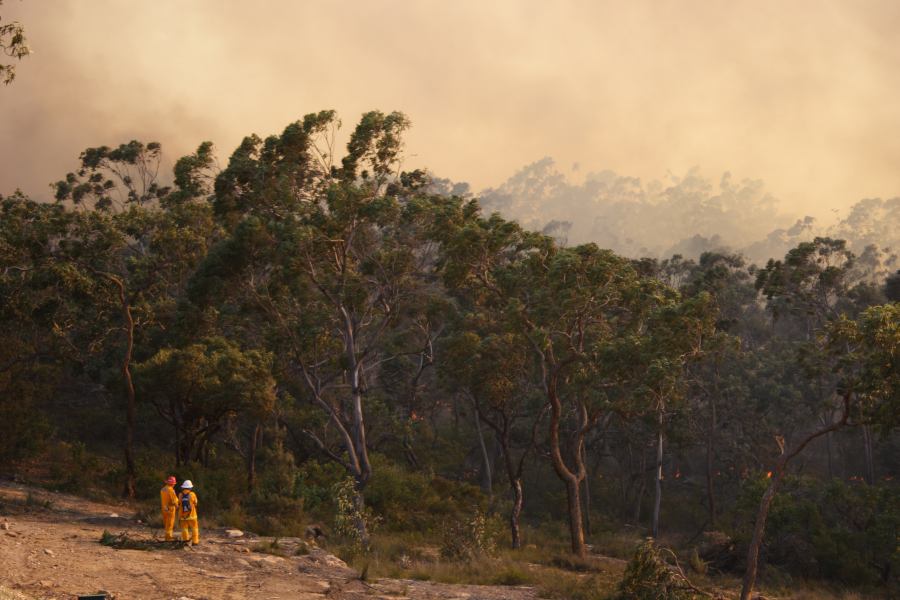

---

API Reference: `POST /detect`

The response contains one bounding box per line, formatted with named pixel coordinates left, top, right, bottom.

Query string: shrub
left=491, top=566, right=529, bottom=585
left=295, top=459, right=344, bottom=517
left=252, top=538, right=286, bottom=556
left=0, top=379, right=50, bottom=468
left=733, top=476, right=900, bottom=588
left=332, top=477, right=378, bottom=549
left=439, top=510, right=496, bottom=561
left=688, top=548, right=708, bottom=575
left=615, top=538, right=705, bottom=600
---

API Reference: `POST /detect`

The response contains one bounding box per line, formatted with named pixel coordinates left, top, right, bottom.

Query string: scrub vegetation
left=0, top=111, right=897, bottom=600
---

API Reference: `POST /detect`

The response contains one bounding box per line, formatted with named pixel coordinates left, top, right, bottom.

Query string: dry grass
left=329, top=528, right=888, bottom=600
left=332, top=530, right=626, bottom=599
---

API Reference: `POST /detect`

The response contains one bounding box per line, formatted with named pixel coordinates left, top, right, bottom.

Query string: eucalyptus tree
left=646, top=298, right=713, bottom=538
left=504, top=245, right=657, bottom=556
left=197, top=110, right=444, bottom=546
left=134, top=337, right=276, bottom=469
left=755, top=237, right=855, bottom=337
left=596, top=292, right=713, bottom=537
left=437, top=206, right=671, bottom=556
left=0, top=194, right=77, bottom=466
left=442, top=320, right=544, bottom=548
left=756, top=237, right=884, bottom=482
left=674, top=251, right=763, bottom=523
left=52, top=141, right=217, bottom=497
left=740, top=303, right=900, bottom=600
left=54, top=141, right=171, bottom=211
left=374, top=289, right=451, bottom=471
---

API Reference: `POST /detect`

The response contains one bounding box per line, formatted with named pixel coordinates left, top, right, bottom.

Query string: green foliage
left=0, top=0, right=30, bottom=84
left=439, top=510, right=497, bottom=561
left=168, top=142, right=217, bottom=206
left=734, top=476, right=900, bottom=587
left=688, top=548, right=708, bottom=575
left=294, top=460, right=344, bottom=515
left=243, top=437, right=306, bottom=536
left=99, top=529, right=116, bottom=546
left=134, top=337, right=276, bottom=465
left=0, top=396, right=48, bottom=465
left=615, top=539, right=704, bottom=600
left=2, top=111, right=899, bottom=600
left=363, top=456, right=483, bottom=531
left=341, top=110, right=411, bottom=182
left=332, top=477, right=377, bottom=549
left=252, top=538, right=285, bottom=556
left=828, top=303, right=900, bottom=432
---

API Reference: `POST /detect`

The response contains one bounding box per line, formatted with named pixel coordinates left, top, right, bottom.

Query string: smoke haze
left=2, top=1, right=900, bottom=224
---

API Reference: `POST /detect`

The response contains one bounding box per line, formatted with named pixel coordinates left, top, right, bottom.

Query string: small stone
left=38, top=580, right=52, bottom=587
left=43, top=549, right=54, bottom=556
left=0, top=522, right=9, bottom=530
left=225, top=529, right=244, bottom=538
left=109, top=513, right=119, bottom=518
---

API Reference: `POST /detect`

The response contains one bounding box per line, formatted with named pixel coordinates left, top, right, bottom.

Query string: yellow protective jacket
left=160, top=485, right=178, bottom=514
left=178, top=490, right=198, bottom=521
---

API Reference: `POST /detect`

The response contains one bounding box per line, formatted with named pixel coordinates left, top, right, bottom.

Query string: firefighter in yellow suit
left=159, top=476, right=178, bottom=541
left=178, top=480, right=200, bottom=545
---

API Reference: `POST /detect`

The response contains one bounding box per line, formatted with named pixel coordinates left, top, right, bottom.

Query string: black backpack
left=180, top=492, right=192, bottom=515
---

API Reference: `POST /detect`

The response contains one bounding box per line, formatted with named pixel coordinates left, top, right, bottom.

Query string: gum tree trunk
left=548, top=383, right=588, bottom=556
left=862, top=425, right=875, bottom=484
left=652, top=403, right=664, bottom=538
left=740, top=395, right=851, bottom=600
left=472, top=400, right=493, bottom=498
left=247, top=423, right=261, bottom=492
left=510, top=478, right=524, bottom=548
left=706, top=395, right=717, bottom=526
left=741, top=462, right=785, bottom=600
left=110, top=275, right=136, bottom=499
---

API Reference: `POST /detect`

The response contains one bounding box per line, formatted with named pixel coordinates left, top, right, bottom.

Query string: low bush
left=364, top=455, right=485, bottom=532
left=439, top=510, right=497, bottom=561
left=733, top=476, right=900, bottom=589
left=615, top=538, right=707, bottom=600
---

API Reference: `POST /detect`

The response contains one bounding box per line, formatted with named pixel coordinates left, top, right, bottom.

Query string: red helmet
left=166, top=476, right=177, bottom=485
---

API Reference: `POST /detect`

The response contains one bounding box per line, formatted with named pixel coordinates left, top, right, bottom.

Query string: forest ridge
left=1, top=111, right=898, bottom=600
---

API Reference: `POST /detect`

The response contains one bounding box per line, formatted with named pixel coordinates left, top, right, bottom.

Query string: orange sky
left=2, top=0, right=899, bottom=219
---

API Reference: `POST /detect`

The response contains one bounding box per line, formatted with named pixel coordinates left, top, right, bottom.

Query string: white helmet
left=180, top=480, right=194, bottom=489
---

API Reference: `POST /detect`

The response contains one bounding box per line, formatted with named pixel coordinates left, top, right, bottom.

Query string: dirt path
left=0, top=482, right=536, bottom=600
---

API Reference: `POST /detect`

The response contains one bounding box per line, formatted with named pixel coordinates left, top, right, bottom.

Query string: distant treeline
left=478, top=157, right=900, bottom=270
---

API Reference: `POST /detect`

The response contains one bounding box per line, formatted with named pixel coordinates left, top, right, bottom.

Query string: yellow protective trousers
left=181, top=518, right=199, bottom=544
left=162, top=510, right=177, bottom=541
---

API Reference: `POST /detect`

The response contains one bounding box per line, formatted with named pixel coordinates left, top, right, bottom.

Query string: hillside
left=0, top=482, right=536, bottom=600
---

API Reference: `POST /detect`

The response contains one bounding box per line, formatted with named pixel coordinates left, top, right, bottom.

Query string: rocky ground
left=0, top=482, right=537, bottom=600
